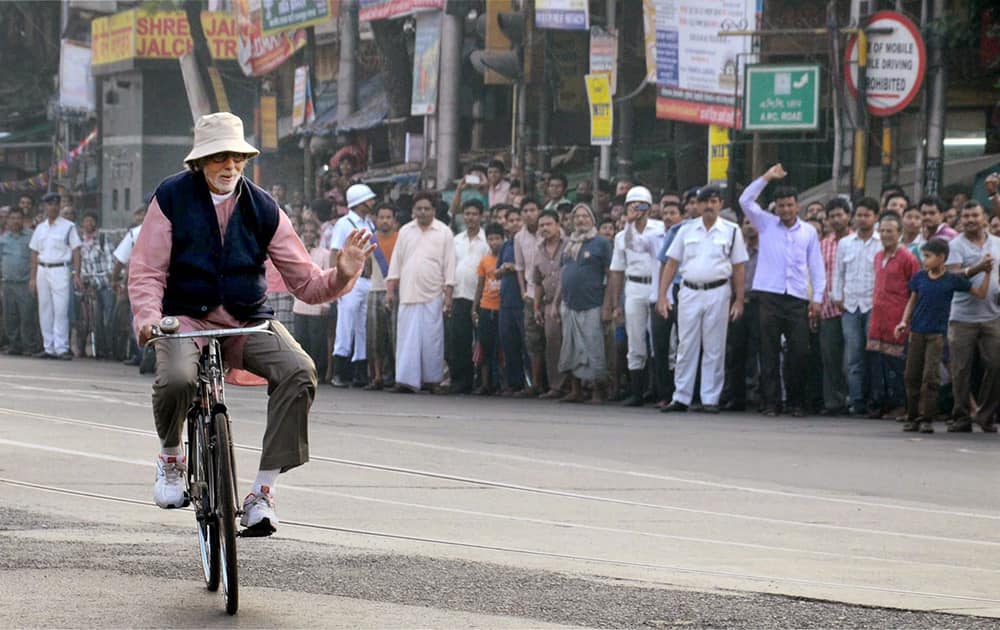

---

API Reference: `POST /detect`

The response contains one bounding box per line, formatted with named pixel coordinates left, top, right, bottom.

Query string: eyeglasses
left=632, top=203, right=651, bottom=212
left=207, top=152, right=250, bottom=163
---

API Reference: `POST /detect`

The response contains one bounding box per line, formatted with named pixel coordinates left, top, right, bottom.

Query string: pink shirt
left=129, top=193, right=358, bottom=364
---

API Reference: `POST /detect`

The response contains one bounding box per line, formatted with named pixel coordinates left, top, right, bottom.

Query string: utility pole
left=436, top=8, right=463, bottom=188
left=850, top=5, right=870, bottom=199
left=923, top=0, right=945, bottom=197
left=538, top=31, right=552, bottom=173
left=336, top=0, right=358, bottom=128
left=599, top=0, right=614, bottom=180
left=912, top=0, right=929, bottom=202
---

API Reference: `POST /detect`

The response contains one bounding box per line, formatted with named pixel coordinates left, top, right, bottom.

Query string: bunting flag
left=1, top=128, right=98, bottom=193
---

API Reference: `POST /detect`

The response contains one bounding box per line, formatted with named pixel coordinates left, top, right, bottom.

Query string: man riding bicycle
left=130, top=112, right=374, bottom=534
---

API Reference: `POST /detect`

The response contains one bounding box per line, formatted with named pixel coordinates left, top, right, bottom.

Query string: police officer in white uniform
left=29, top=192, right=82, bottom=359
left=659, top=186, right=748, bottom=413
left=608, top=186, right=665, bottom=406
left=329, top=184, right=376, bottom=387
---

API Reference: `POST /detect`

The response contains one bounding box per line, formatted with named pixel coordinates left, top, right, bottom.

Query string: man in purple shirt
left=739, top=164, right=826, bottom=417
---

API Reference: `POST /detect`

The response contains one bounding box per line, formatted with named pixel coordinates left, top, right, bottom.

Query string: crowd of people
left=4, top=159, right=1000, bottom=436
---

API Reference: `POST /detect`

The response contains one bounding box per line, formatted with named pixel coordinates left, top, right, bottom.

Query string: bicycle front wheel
left=214, top=413, right=239, bottom=615
left=189, top=415, right=220, bottom=592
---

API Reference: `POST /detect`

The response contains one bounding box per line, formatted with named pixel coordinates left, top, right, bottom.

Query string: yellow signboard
left=92, top=9, right=237, bottom=66
left=708, top=124, right=730, bottom=184
left=92, top=11, right=136, bottom=66
left=585, top=73, right=612, bottom=146
left=260, top=95, right=278, bottom=151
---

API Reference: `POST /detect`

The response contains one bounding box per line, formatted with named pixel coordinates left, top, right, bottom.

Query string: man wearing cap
left=659, top=186, right=748, bottom=413
left=130, top=112, right=374, bottom=535
left=28, top=192, right=81, bottom=360
left=608, top=186, right=665, bottom=406
left=654, top=189, right=706, bottom=406
left=328, top=183, right=378, bottom=388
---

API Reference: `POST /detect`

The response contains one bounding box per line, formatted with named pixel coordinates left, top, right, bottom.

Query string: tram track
left=3, top=475, right=1000, bottom=609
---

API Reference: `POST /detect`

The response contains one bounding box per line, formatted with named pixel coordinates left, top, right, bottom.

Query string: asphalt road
left=0, top=355, right=998, bottom=628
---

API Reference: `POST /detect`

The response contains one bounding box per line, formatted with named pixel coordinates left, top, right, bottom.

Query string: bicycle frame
left=147, top=319, right=272, bottom=615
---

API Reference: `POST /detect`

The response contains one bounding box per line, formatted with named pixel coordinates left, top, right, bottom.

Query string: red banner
left=233, top=0, right=307, bottom=77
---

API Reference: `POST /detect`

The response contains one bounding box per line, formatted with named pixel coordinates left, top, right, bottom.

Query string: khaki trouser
left=152, top=320, right=317, bottom=472
left=947, top=318, right=1000, bottom=424
left=904, top=332, right=944, bottom=420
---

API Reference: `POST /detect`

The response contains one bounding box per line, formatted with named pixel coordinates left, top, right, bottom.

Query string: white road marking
left=3, top=475, right=1000, bottom=609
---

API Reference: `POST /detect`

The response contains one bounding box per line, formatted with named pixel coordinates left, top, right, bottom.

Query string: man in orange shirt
left=473, top=223, right=505, bottom=394
left=366, top=203, right=399, bottom=389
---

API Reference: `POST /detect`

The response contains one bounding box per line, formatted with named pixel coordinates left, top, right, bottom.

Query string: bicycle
left=147, top=316, right=273, bottom=615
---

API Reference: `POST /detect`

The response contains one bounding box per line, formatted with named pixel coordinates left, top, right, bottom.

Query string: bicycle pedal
left=238, top=522, right=276, bottom=538
left=162, top=496, right=191, bottom=509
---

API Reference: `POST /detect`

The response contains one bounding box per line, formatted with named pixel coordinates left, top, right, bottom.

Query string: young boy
left=473, top=223, right=505, bottom=395
left=895, top=238, right=992, bottom=433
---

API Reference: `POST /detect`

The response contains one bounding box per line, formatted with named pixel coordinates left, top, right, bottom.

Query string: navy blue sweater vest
left=155, top=170, right=279, bottom=321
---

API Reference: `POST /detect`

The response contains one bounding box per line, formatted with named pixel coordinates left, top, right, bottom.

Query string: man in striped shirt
left=818, top=198, right=851, bottom=415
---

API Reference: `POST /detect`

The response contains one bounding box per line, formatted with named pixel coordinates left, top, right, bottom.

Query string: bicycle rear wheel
left=188, top=415, right=220, bottom=591
left=213, top=413, right=239, bottom=615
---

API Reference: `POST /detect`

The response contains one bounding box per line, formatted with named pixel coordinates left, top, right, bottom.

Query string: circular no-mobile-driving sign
left=845, top=11, right=926, bottom=117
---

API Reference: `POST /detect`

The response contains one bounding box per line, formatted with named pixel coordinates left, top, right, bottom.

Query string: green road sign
left=743, top=64, right=821, bottom=131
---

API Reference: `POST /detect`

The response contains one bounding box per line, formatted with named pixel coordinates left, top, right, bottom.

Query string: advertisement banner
left=359, top=0, right=443, bottom=22
left=59, top=41, right=95, bottom=112
left=642, top=0, right=657, bottom=82
left=91, top=10, right=237, bottom=65
left=292, top=66, right=315, bottom=127
left=410, top=11, right=442, bottom=116
left=589, top=26, right=617, bottom=95
left=585, top=74, right=613, bottom=146
left=707, top=124, right=729, bottom=184
left=536, top=0, right=589, bottom=31
left=261, top=0, right=334, bottom=36
left=653, top=0, right=758, bottom=127
left=233, top=0, right=308, bottom=77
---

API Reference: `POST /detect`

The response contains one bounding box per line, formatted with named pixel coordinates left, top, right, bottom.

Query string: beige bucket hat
left=184, top=112, right=260, bottom=164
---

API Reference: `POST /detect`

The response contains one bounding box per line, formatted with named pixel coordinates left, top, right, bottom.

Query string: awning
left=303, top=75, right=388, bottom=135
left=800, top=153, right=1000, bottom=207
left=0, top=121, right=53, bottom=145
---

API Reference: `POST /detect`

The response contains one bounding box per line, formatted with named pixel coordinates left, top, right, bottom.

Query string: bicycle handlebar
left=144, top=319, right=273, bottom=347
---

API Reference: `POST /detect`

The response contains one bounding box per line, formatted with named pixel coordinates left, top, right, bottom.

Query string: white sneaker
left=240, top=486, right=278, bottom=535
left=154, top=454, right=188, bottom=508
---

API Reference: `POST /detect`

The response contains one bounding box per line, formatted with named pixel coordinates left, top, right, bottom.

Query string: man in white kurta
left=386, top=194, right=457, bottom=392
left=29, top=192, right=82, bottom=359
left=660, top=189, right=748, bottom=412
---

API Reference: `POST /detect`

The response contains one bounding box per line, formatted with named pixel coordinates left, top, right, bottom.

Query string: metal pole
left=436, top=8, right=463, bottom=187
left=510, top=84, right=519, bottom=171
left=912, top=0, right=929, bottom=201
left=471, top=96, right=484, bottom=151
left=538, top=31, right=552, bottom=172
left=923, top=0, right=945, bottom=198
left=880, top=117, right=893, bottom=190
left=599, top=0, right=614, bottom=180
left=851, top=26, right=869, bottom=199
left=336, top=0, right=358, bottom=128
left=517, top=77, right=528, bottom=185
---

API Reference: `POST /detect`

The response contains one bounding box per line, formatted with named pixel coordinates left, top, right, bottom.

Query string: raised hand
left=764, top=163, right=788, bottom=181
left=337, top=229, right=376, bottom=279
